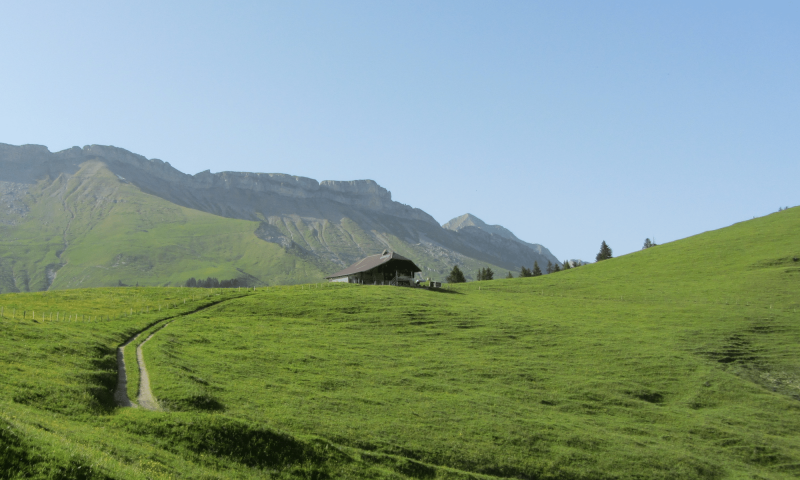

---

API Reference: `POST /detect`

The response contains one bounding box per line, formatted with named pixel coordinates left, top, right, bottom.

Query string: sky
left=1, top=1, right=798, bottom=262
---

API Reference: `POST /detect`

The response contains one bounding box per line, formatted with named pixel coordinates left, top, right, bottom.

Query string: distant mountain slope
left=0, top=143, right=560, bottom=291
left=0, top=159, right=322, bottom=291
left=443, top=213, right=559, bottom=266
left=444, top=213, right=523, bottom=241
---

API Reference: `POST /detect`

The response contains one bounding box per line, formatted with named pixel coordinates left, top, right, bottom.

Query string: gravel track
left=114, top=295, right=245, bottom=410
left=114, top=333, right=143, bottom=408
left=136, top=326, right=168, bottom=411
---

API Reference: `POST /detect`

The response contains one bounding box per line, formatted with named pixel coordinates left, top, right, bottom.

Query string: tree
left=546, top=260, right=553, bottom=274
left=596, top=241, right=613, bottom=262
left=484, top=268, right=494, bottom=280
left=506, top=271, right=514, bottom=279
left=643, top=238, right=653, bottom=249
left=446, top=265, right=466, bottom=283
left=532, top=261, right=542, bottom=276
left=553, top=262, right=561, bottom=272
left=562, top=260, right=571, bottom=270
left=519, top=266, right=532, bottom=278
left=476, top=269, right=483, bottom=281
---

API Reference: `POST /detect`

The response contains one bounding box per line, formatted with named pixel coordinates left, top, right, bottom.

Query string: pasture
left=1, top=208, right=799, bottom=478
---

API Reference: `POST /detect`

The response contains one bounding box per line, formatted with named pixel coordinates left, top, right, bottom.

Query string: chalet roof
left=325, top=250, right=422, bottom=279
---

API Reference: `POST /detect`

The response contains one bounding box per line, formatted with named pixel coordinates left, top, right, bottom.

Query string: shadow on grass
left=424, top=287, right=463, bottom=295
left=0, top=421, right=113, bottom=480
left=162, top=394, right=226, bottom=412
left=12, top=343, right=118, bottom=416
left=115, top=413, right=349, bottom=476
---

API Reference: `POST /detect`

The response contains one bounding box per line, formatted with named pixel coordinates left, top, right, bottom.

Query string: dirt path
left=114, top=333, right=143, bottom=408
left=114, top=295, right=246, bottom=410
left=136, top=327, right=165, bottom=410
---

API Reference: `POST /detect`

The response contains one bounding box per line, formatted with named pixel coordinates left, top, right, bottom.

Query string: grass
left=0, top=161, right=327, bottom=293
left=1, top=207, right=799, bottom=478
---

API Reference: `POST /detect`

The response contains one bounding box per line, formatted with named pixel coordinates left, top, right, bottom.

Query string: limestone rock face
left=64, top=144, right=438, bottom=225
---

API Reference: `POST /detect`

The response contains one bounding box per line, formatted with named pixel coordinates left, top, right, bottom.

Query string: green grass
left=1, top=208, right=799, bottom=478
left=0, top=161, right=326, bottom=293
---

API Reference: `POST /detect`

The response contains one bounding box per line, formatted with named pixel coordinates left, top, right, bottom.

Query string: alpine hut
left=325, top=250, right=422, bottom=286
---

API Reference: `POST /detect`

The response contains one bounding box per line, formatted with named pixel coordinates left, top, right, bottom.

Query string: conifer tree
left=546, top=260, right=553, bottom=274
left=519, top=266, right=532, bottom=277
left=484, top=268, right=494, bottom=280
left=596, top=241, right=613, bottom=261
left=477, top=269, right=483, bottom=281
left=643, top=238, right=653, bottom=249
left=532, top=261, right=542, bottom=276
left=446, top=265, right=466, bottom=283
left=506, top=271, right=514, bottom=279
left=562, top=260, right=571, bottom=270
left=553, top=262, right=561, bottom=272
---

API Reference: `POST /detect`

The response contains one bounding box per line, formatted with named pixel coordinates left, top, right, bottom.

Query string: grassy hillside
left=1, top=208, right=799, bottom=478
left=0, top=161, right=325, bottom=293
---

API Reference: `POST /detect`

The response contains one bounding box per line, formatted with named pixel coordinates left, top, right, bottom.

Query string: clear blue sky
left=1, top=1, right=798, bottom=262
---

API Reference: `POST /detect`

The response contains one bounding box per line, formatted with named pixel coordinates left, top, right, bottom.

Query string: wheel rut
left=114, top=296, right=243, bottom=410
left=136, top=325, right=168, bottom=410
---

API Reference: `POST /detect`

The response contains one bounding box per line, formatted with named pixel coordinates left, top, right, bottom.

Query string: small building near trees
left=325, top=250, right=422, bottom=286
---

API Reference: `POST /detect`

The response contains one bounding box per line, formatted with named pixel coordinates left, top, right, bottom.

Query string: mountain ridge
left=443, top=213, right=557, bottom=260
left=0, top=142, right=561, bottom=291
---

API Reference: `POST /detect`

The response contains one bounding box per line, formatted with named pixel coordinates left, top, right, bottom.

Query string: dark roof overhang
left=325, top=251, right=422, bottom=279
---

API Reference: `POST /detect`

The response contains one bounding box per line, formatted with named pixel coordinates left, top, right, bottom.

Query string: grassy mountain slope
left=0, top=161, right=324, bottom=292
left=259, top=213, right=514, bottom=281
left=0, top=152, right=515, bottom=292
left=1, top=208, right=798, bottom=478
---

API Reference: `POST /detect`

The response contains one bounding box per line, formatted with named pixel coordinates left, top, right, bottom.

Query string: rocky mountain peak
left=443, top=213, right=558, bottom=263
left=443, top=213, right=523, bottom=243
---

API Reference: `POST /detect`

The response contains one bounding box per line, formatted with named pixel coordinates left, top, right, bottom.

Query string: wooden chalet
left=325, top=250, right=422, bottom=286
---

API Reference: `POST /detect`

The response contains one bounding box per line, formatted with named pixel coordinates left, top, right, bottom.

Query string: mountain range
left=0, top=143, right=559, bottom=292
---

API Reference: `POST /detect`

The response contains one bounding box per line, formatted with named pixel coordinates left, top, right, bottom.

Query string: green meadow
left=1, top=208, right=799, bottom=478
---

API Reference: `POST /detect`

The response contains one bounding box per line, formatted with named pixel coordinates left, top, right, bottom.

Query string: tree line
left=444, top=238, right=660, bottom=283
left=446, top=258, right=581, bottom=283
